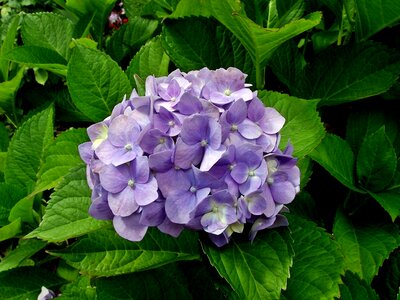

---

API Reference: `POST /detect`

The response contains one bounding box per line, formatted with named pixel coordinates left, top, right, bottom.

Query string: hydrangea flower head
left=80, top=67, right=300, bottom=247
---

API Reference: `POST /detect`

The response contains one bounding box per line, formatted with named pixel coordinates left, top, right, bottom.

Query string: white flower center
left=200, top=139, right=208, bottom=147
left=224, top=88, right=232, bottom=96
left=124, top=143, right=133, bottom=151
left=128, top=179, right=135, bottom=187
left=190, top=186, right=197, bottom=193
left=231, top=124, right=238, bottom=132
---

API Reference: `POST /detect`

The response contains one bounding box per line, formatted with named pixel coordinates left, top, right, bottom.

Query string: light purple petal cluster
left=79, top=67, right=300, bottom=247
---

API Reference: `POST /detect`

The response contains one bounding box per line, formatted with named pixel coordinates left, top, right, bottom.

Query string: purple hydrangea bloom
left=79, top=67, right=300, bottom=247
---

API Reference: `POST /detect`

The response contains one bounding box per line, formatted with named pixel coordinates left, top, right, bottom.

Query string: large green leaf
left=0, top=122, right=9, bottom=151
left=4, top=46, right=68, bottom=76
left=0, top=14, right=21, bottom=82
left=162, top=17, right=221, bottom=71
left=106, top=16, right=158, bottom=64
left=26, top=166, right=109, bottom=242
left=355, top=0, right=400, bottom=41
left=0, top=183, right=25, bottom=226
left=22, top=13, right=73, bottom=59
left=373, top=249, right=400, bottom=300
left=259, top=91, right=325, bottom=158
left=4, top=105, right=54, bottom=193
left=0, top=239, right=46, bottom=272
left=294, top=42, right=400, bottom=106
left=0, top=68, right=24, bottom=121
left=203, top=228, right=293, bottom=300
left=0, top=218, right=21, bottom=242
left=339, top=271, right=379, bottom=300
left=282, top=215, right=344, bottom=300
left=356, top=127, right=397, bottom=191
left=50, top=228, right=200, bottom=276
left=309, top=134, right=364, bottom=193
left=333, top=210, right=400, bottom=283
left=369, top=189, right=400, bottom=222
left=126, top=36, right=170, bottom=88
left=95, top=265, right=192, bottom=299
left=33, top=128, right=88, bottom=195
left=67, top=45, right=131, bottom=122
left=58, top=276, right=96, bottom=300
left=0, top=267, right=65, bottom=300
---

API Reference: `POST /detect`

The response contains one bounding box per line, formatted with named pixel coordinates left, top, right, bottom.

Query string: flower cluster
left=79, top=67, right=300, bottom=247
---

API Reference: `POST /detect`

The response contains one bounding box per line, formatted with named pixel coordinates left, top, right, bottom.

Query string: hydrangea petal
left=108, top=186, right=139, bottom=217
left=113, top=214, right=148, bottom=242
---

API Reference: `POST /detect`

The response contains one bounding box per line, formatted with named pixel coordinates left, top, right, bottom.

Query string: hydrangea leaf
left=0, top=14, right=21, bottom=82
left=49, top=228, right=200, bottom=276
left=0, top=183, right=27, bottom=226
left=162, top=17, right=221, bottom=71
left=355, top=0, right=400, bottom=41
left=26, top=166, right=109, bottom=242
left=282, top=215, right=344, bottom=299
left=21, top=13, right=73, bottom=59
left=0, top=239, right=46, bottom=272
left=373, top=249, right=400, bottom=300
left=258, top=91, right=325, bottom=158
left=33, top=128, right=88, bottom=195
left=0, top=218, right=21, bottom=242
left=0, top=123, right=9, bottom=151
left=333, top=210, right=400, bottom=284
left=0, top=267, right=65, bottom=299
left=369, top=189, right=400, bottom=222
left=294, top=42, right=400, bottom=106
left=203, top=228, right=293, bottom=300
left=309, top=134, right=365, bottom=193
left=4, top=105, right=54, bottom=194
left=67, top=45, right=131, bottom=122
left=356, top=127, right=397, bottom=191
left=126, top=36, right=170, bottom=88
left=339, top=271, right=379, bottom=300
left=95, top=265, right=192, bottom=299
left=58, top=276, right=96, bottom=300
left=107, top=16, right=158, bottom=64
left=0, top=68, right=24, bottom=122
left=4, top=46, right=68, bottom=76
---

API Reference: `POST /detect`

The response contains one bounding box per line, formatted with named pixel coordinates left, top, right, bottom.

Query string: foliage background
left=0, top=0, right=399, bottom=299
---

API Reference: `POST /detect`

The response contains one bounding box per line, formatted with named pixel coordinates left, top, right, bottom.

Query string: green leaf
left=58, top=276, right=96, bottom=300
left=356, top=127, right=397, bottom=191
left=126, top=36, right=170, bottom=88
left=339, top=271, right=379, bottom=300
left=33, top=128, right=88, bottom=195
left=22, top=12, right=74, bottom=59
left=4, top=105, right=54, bottom=193
left=0, top=14, right=21, bottom=82
left=162, top=17, right=221, bottom=71
left=259, top=91, right=325, bottom=158
left=0, top=183, right=26, bottom=226
left=369, top=189, right=400, bottom=222
left=309, top=134, right=363, bottom=192
left=106, top=16, right=158, bottom=64
left=203, top=228, right=293, bottom=300
left=0, top=68, right=24, bottom=121
left=5, top=46, right=68, bottom=76
left=0, top=239, right=46, bottom=272
left=0, top=122, right=9, bottom=151
left=67, top=45, right=131, bottom=122
left=50, top=228, right=200, bottom=276
left=0, top=267, right=65, bottom=300
left=95, top=265, right=192, bottom=299
left=294, top=42, right=400, bottom=106
left=26, top=166, right=109, bottom=242
left=0, top=218, right=21, bottom=242
left=8, top=196, right=35, bottom=224
left=355, top=0, right=400, bottom=41
left=282, top=215, right=344, bottom=300
left=333, top=210, right=400, bottom=283
left=373, top=249, right=400, bottom=300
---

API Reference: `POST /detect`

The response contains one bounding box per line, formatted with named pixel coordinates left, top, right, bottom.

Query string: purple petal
left=231, top=162, right=249, bottom=184
left=247, top=97, right=266, bottom=122
left=140, top=201, right=165, bottom=226
left=249, top=216, right=276, bottom=241
left=99, top=164, right=129, bottom=193
left=180, top=114, right=209, bottom=144
left=260, top=108, right=285, bottom=134
left=131, top=156, right=150, bottom=183
left=262, top=184, right=276, bottom=217
left=165, top=192, right=197, bottom=224
left=156, top=168, right=191, bottom=198
left=246, top=191, right=267, bottom=215
left=108, top=115, right=140, bottom=147
left=270, top=181, right=296, bottom=204
left=209, top=91, right=233, bottom=105
left=174, top=138, right=203, bottom=169
left=149, top=149, right=174, bottom=172
left=113, top=214, right=148, bottom=241
left=134, top=176, right=159, bottom=206
left=200, top=146, right=226, bottom=171
left=108, top=186, right=139, bottom=217
left=87, top=122, right=108, bottom=148
left=230, top=88, right=253, bottom=101
left=78, top=142, right=93, bottom=164
left=226, top=98, right=247, bottom=124
left=89, top=193, right=113, bottom=220
left=176, top=93, right=202, bottom=115
left=237, top=119, right=263, bottom=139
left=240, top=176, right=262, bottom=195
left=158, top=218, right=184, bottom=237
